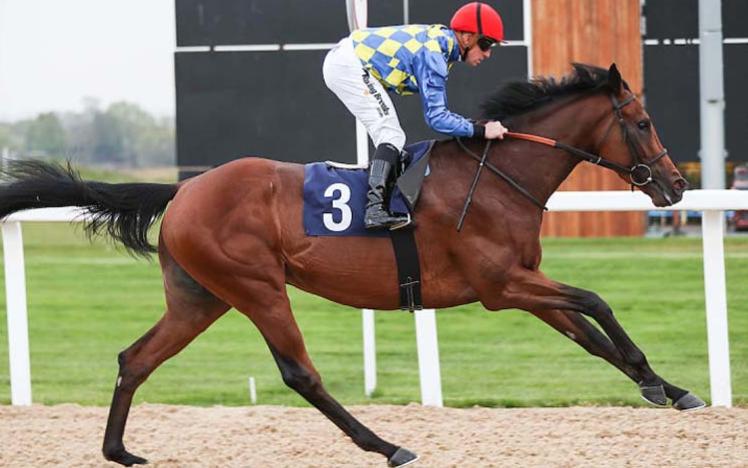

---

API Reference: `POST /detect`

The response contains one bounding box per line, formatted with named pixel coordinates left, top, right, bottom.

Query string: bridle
left=595, top=93, right=669, bottom=186
left=508, top=93, right=670, bottom=187
left=456, top=91, right=677, bottom=230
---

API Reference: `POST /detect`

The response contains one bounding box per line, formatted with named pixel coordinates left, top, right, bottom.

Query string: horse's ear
left=608, top=63, right=623, bottom=94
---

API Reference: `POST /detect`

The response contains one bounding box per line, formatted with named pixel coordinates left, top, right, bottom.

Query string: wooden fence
left=532, top=0, right=646, bottom=236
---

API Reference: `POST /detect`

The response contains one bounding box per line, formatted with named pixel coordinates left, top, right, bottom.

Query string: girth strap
left=388, top=227, right=423, bottom=312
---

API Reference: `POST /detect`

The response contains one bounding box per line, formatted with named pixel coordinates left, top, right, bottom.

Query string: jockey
left=323, top=2, right=509, bottom=230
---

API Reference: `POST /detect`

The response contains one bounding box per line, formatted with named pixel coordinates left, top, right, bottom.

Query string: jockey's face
left=456, top=32, right=492, bottom=67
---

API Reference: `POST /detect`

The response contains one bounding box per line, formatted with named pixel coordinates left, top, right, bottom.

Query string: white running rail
left=361, top=189, right=748, bottom=408
left=3, top=191, right=748, bottom=406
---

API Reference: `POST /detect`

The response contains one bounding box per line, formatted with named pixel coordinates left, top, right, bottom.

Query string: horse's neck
left=494, top=94, right=610, bottom=205
left=427, top=94, right=611, bottom=225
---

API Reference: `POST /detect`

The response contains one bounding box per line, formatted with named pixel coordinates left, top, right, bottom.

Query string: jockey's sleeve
left=413, top=52, right=478, bottom=138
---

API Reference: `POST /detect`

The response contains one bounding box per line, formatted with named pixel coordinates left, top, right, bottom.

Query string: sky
left=0, top=0, right=175, bottom=121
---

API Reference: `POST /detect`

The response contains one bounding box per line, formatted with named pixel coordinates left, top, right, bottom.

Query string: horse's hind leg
left=230, top=286, right=417, bottom=467
left=102, top=248, right=230, bottom=466
left=530, top=309, right=704, bottom=410
left=504, top=268, right=683, bottom=407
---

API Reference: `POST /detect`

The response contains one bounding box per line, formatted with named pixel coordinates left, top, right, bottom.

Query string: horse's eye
left=637, top=120, right=651, bottom=130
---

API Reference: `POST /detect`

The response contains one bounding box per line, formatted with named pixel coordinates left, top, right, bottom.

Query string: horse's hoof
left=640, top=383, right=668, bottom=406
left=103, top=448, right=148, bottom=466
left=387, top=447, right=419, bottom=467
left=673, top=392, right=707, bottom=412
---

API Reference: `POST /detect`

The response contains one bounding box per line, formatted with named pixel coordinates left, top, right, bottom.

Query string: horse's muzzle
left=649, top=175, right=688, bottom=207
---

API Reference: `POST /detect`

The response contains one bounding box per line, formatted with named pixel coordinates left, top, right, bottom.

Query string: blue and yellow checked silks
left=350, top=24, right=460, bottom=95
left=349, top=24, right=475, bottom=137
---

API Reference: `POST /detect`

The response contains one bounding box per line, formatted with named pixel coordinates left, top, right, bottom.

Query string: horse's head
left=593, top=63, right=689, bottom=206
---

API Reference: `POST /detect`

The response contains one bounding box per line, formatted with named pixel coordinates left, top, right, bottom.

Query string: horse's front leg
left=490, top=267, right=690, bottom=407
left=229, top=285, right=417, bottom=467
left=530, top=308, right=705, bottom=410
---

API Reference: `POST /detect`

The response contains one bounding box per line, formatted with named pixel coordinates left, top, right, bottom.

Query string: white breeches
left=322, top=38, right=406, bottom=151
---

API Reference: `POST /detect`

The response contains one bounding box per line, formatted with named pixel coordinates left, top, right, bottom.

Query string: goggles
left=477, top=36, right=497, bottom=52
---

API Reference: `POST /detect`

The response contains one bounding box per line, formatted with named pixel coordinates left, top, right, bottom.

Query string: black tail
left=0, top=159, right=179, bottom=257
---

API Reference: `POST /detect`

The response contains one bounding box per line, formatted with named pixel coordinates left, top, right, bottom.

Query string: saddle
left=304, top=140, right=434, bottom=237
left=304, top=140, right=435, bottom=311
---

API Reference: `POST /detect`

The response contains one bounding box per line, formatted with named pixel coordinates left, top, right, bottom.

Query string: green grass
left=0, top=226, right=746, bottom=408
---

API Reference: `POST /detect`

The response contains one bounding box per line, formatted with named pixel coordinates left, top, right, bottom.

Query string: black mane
left=482, top=63, right=627, bottom=121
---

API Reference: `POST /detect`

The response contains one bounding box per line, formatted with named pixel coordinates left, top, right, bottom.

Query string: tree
left=8, top=100, right=174, bottom=167
left=0, top=124, right=15, bottom=150
left=92, top=110, right=125, bottom=164
left=25, top=113, right=66, bottom=156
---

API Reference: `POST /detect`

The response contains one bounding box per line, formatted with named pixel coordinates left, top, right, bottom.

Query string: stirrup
left=389, top=213, right=412, bottom=231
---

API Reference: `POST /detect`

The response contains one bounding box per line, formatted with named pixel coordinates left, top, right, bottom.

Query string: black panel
left=644, top=43, right=748, bottom=164
left=725, top=44, right=748, bottom=162
left=643, top=45, right=700, bottom=162
left=176, top=0, right=530, bottom=46
left=391, top=46, right=528, bottom=143
left=644, top=0, right=698, bottom=39
left=368, top=1, right=405, bottom=27
left=176, top=0, right=350, bottom=46
left=409, top=0, right=524, bottom=41
left=176, top=50, right=355, bottom=170
left=646, top=0, right=748, bottom=39
left=724, top=0, right=748, bottom=38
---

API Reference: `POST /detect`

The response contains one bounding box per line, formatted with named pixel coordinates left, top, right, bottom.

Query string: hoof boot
left=640, top=383, right=668, bottom=406
left=673, top=392, right=706, bottom=411
left=388, top=447, right=419, bottom=467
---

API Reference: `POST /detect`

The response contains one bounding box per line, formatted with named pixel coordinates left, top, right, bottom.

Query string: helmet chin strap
left=461, top=43, right=470, bottom=61
left=461, top=36, right=479, bottom=61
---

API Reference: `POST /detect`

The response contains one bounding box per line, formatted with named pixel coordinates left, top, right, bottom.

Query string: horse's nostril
left=672, top=177, right=689, bottom=194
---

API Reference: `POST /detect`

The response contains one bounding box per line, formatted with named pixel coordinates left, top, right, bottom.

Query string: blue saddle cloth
left=303, top=140, right=432, bottom=237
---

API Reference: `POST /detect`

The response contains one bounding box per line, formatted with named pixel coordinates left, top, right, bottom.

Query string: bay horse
left=0, top=63, right=704, bottom=467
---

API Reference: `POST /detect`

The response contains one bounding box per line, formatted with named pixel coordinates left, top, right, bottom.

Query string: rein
left=455, top=138, right=548, bottom=223
left=455, top=93, right=672, bottom=230
left=504, top=95, right=669, bottom=188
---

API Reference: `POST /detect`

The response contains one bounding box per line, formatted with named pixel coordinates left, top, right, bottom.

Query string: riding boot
left=365, top=146, right=411, bottom=230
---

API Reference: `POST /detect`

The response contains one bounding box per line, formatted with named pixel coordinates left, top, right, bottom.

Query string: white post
left=414, top=309, right=442, bottom=406
left=698, top=0, right=726, bottom=190
left=523, top=0, right=533, bottom=78
left=347, top=0, right=378, bottom=398
left=358, top=119, right=376, bottom=397
left=362, top=308, right=377, bottom=396
left=2, top=221, right=32, bottom=406
left=248, top=376, right=257, bottom=404
left=701, top=210, right=732, bottom=407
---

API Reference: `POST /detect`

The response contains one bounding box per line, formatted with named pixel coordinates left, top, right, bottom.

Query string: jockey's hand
left=484, top=120, right=508, bottom=140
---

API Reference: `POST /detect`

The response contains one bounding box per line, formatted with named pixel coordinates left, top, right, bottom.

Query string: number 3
left=323, top=183, right=352, bottom=232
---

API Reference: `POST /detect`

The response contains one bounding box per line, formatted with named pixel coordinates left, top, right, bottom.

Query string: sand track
left=2, top=404, right=747, bottom=467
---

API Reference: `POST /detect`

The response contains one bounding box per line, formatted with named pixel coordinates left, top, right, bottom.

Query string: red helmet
left=450, top=2, right=504, bottom=43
